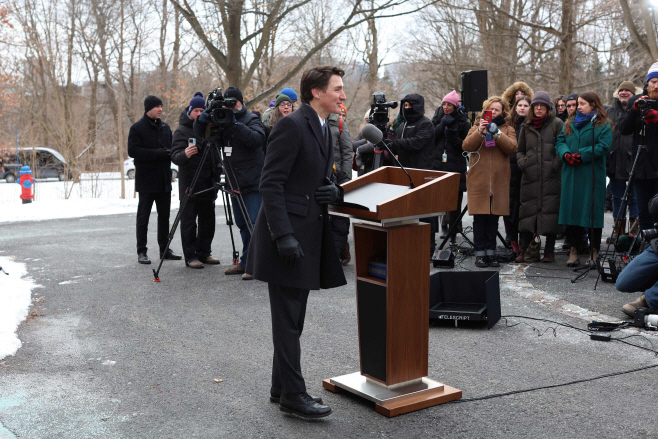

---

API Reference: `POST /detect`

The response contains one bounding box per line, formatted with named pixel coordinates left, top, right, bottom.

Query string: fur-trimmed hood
left=502, top=81, right=535, bottom=107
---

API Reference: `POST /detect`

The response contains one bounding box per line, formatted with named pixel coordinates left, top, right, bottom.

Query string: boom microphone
left=361, top=124, right=415, bottom=188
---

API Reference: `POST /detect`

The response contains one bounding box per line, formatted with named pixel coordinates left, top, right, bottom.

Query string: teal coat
left=555, top=120, right=612, bottom=228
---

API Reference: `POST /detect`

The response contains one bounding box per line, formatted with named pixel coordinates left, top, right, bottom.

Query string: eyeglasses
left=279, top=102, right=292, bottom=108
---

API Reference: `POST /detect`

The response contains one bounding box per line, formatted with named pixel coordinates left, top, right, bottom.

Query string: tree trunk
left=558, top=0, right=575, bottom=95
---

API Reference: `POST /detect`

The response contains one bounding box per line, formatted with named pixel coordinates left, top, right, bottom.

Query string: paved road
left=1, top=209, right=657, bottom=438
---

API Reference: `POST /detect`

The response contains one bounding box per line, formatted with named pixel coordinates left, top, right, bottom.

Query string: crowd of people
left=123, top=63, right=658, bottom=419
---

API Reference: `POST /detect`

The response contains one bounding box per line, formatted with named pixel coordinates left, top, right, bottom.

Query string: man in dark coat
left=171, top=92, right=221, bottom=269
left=127, top=95, right=182, bottom=264
left=194, top=86, right=266, bottom=280
left=246, top=66, right=347, bottom=419
left=618, top=62, right=658, bottom=233
left=606, top=81, right=639, bottom=238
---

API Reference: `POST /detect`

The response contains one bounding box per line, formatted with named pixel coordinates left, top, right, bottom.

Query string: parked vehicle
left=1, top=147, right=74, bottom=182
left=123, top=157, right=178, bottom=181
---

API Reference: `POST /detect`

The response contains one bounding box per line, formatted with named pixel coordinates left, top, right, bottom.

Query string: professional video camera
left=642, top=222, right=658, bottom=241
left=369, top=91, right=398, bottom=131
left=206, top=87, right=238, bottom=130
left=636, top=98, right=658, bottom=111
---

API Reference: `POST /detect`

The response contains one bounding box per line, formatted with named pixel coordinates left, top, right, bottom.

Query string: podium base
left=323, top=372, right=461, bottom=417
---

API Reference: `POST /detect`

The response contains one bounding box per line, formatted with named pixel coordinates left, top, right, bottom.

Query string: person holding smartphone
left=171, top=92, right=221, bottom=269
left=462, top=96, right=518, bottom=267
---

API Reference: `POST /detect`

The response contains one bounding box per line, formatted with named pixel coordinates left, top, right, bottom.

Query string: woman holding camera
left=555, top=91, right=612, bottom=266
left=463, top=96, right=518, bottom=267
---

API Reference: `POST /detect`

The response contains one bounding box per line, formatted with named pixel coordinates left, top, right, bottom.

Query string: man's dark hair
left=300, top=66, right=345, bottom=104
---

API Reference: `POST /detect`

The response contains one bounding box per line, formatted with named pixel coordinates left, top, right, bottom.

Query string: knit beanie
left=269, top=100, right=276, bottom=108
left=647, top=60, right=658, bottom=83
left=224, top=86, right=243, bottom=104
left=188, top=92, right=206, bottom=114
left=531, top=91, right=552, bottom=108
left=144, top=95, right=163, bottom=113
left=280, top=88, right=298, bottom=101
left=566, top=93, right=578, bottom=103
left=618, top=81, right=636, bottom=94
left=275, top=93, right=291, bottom=108
left=340, top=103, right=347, bottom=114
left=442, top=90, right=460, bottom=108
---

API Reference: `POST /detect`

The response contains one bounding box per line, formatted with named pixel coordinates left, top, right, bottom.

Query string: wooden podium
left=323, top=166, right=463, bottom=417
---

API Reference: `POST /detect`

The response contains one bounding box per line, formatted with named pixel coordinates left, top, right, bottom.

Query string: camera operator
left=391, top=93, right=436, bottom=255
left=171, top=92, right=220, bottom=269
left=194, top=86, right=267, bottom=280
left=617, top=194, right=658, bottom=316
left=617, top=61, right=658, bottom=233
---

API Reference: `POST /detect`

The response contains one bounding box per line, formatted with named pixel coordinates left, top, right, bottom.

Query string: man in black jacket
left=392, top=93, right=436, bottom=254
left=246, top=66, right=347, bottom=419
left=171, top=92, right=221, bottom=269
left=194, top=87, right=266, bottom=280
left=128, top=95, right=182, bottom=264
left=618, top=61, right=658, bottom=233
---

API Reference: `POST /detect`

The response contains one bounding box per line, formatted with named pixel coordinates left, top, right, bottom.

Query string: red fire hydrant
left=19, top=165, right=34, bottom=204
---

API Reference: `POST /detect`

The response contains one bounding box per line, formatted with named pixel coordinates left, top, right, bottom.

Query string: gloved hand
left=634, top=96, right=650, bottom=111
left=563, top=152, right=582, bottom=166
left=315, top=177, right=341, bottom=204
left=644, top=109, right=658, bottom=124
left=276, top=235, right=305, bottom=266
left=159, top=149, right=172, bottom=159
left=441, top=114, right=455, bottom=126
left=198, top=108, right=212, bottom=125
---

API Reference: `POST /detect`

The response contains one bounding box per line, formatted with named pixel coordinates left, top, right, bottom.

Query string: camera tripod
left=593, top=108, right=650, bottom=288
left=436, top=203, right=511, bottom=251
left=152, top=138, right=253, bottom=282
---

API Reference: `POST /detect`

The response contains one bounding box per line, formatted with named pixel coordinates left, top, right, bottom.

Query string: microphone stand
left=375, top=140, right=415, bottom=189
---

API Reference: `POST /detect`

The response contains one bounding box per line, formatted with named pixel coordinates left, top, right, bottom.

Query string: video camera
left=206, top=87, right=238, bottom=130
left=636, top=98, right=658, bottom=111
left=642, top=222, right=658, bottom=242
left=369, top=91, right=398, bottom=131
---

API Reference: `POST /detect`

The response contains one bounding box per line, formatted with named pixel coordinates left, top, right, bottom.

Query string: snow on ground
left=0, top=172, right=206, bottom=223
left=0, top=257, right=36, bottom=360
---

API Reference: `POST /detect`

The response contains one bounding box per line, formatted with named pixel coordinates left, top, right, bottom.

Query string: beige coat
left=462, top=123, right=518, bottom=215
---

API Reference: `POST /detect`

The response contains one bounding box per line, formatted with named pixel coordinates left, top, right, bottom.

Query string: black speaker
left=461, top=70, right=488, bottom=112
left=431, top=249, right=455, bottom=268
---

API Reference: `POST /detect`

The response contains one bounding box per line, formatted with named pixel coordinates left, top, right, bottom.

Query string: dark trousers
left=521, top=231, right=556, bottom=253
left=445, top=190, right=465, bottom=238
left=179, top=198, right=216, bottom=262
left=136, top=191, right=171, bottom=255
left=420, top=217, right=438, bottom=254
left=566, top=226, right=602, bottom=252
left=473, top=214, right=499, bottom=257
left=269, top=283, right=310, bottom=395
left=610, top=177, right=638, bottom=220
left=231, top=191, right=262, bottom=267
left=634, top=179, right=658, bottom=231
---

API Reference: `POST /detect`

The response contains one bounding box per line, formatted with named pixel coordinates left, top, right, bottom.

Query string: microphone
left=361, top=124, right=415, bottom=188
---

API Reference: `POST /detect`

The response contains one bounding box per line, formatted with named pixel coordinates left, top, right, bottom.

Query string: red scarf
left=532, top=115, right=546, bottom=129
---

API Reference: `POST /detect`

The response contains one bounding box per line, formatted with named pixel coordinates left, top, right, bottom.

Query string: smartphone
left=482, top=110, right=493, bottom=124
left=188, top=138, right=196, bottom=147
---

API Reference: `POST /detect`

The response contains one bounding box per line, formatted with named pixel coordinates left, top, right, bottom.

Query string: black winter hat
left=224, top=87, right=244, bottom=104
left=566, top=93, right=578, bottom=103
left=144, top=95, right=163, bottom=113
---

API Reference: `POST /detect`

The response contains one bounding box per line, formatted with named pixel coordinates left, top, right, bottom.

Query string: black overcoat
left=127, top=115, right=173, bottom=193
left=246, top=104, right=347, bottom=290
left=618, top=94, right=658, bottom=180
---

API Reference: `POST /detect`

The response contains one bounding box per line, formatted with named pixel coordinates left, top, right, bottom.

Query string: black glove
left=276, top=235, right=305, bottom=266
left=159, top=149, right=171, bottom=159
left=198, top=108, right=212, bottom=125
left=441, top=114, right=455, bottom=126
left=315, top=177, right=341, bottom=204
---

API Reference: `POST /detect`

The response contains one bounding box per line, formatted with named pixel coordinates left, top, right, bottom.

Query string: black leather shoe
left=279, top=392, right=332, bottom=418
left=270, top=390, right=322, bottom=404
left=160, top=249, right=182, bottom=260
left=138, top=253, right=151, bottom=264
left=488, top=257, right=500, bottom=267
left=475, top=256, right=488, bottom=268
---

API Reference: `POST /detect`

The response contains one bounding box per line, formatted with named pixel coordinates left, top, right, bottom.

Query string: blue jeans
left=609, top=178, right=638, bottom=220
left=616, top=245, right=658, bottom=310
left=231, top=191, right=262, bottom=267
left=634, top=179, right=658, bottom=232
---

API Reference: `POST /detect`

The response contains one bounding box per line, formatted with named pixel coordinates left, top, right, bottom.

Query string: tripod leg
left=438, top=204, right=469, bottom=250
left=222, top=189, right=240, bottom=264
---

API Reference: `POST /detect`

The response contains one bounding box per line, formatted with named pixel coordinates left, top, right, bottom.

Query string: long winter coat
left=431, top=107, right=470, bottom=191
left=246, top=104, right=346, bottom=290
left=617, top=94, right=658, bottom=180
left=462, top=122, right=518, bottom=215
left=555, top=120, right=613, bottom=228
left=171, top=111, right=219, bottom=201
left=328, top=113, right=353, bottom=180
left=127, top=115, right=173, bottom=193
left=606, top=99, right=634, bottom=180
left=391, top=94, right=435, bottom=170
left=516, top=114, right=564, bottom=235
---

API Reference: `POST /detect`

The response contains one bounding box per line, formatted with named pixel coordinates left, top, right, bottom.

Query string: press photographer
left=617, top=194, right=658, bottom=316
left=353, top=92, right=397, bottom=175
left=617, top=61, right=658, bottom=233
left=171, top=92, right=221, bottom=269
left=194, top=86, right=266, bottom=280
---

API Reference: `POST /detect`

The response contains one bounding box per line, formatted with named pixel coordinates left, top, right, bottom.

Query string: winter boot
left=567, top=247, right=580, bottom=266
left=629, top=218, right=639, bottom=236
left=622, top=295, right=647, bottom=317
left=514, top=249, right=526, bottom=263
left=511, top=240, right=520, bottom=254
left=607, top=219, right=625, bottom=243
